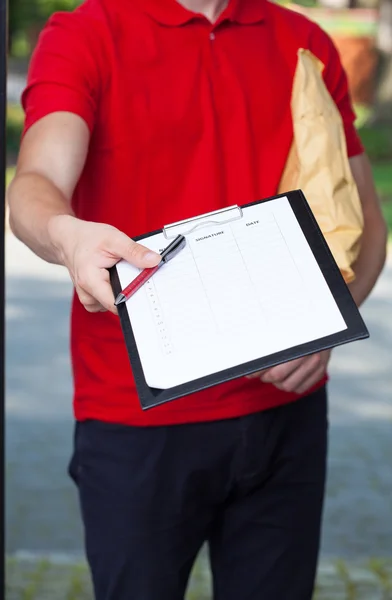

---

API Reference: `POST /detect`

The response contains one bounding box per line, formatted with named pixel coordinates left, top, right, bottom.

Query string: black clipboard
left=110, top=190, right=369, bottom=410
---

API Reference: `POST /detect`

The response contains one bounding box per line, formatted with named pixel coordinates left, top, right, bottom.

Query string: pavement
left=5, top=232, right=392, bottom=598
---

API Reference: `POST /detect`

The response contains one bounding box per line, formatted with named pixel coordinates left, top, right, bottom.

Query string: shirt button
left=210, top=32, right=215, bottom=41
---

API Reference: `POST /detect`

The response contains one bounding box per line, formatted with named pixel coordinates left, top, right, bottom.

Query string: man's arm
left=347, top=153, right=388, bottom=306
left=248, top=152, right=388, bottom=394
left=7, top=112, right=161, bottom=314
left=8, top=112, right=88, bottom=264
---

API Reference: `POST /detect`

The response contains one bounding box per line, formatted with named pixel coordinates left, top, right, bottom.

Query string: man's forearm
left=348, top=217, right=388, bottom=306
left=347, top=154, right=388, bottom=307
left=7, top=172, right=76, bottom=265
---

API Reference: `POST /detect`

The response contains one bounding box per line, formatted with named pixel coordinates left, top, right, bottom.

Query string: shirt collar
left=135, top=0, right=266, bottom=27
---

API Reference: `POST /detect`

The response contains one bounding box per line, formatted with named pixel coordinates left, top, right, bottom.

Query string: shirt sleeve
left=21, top=7, right=103, bottom=136
left=308, top=24, right=364, bottom=157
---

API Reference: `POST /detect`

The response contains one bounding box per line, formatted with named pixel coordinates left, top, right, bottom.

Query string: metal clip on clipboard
left=163, top=205, right=243, bottom=240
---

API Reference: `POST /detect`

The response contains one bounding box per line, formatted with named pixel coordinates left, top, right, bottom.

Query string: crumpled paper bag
left=278, top=49, right=363, bottom=283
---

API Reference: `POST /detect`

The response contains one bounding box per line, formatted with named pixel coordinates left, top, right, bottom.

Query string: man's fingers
left=260, top=357, right=305, bottom=384
left=77, top=268, right=118, bottom=314
left=246, top=358, right=307, bottom=382
left=93, top=271, right=118, bottom=314
left=246, top=352, right=330, bottom=392
left=108, top=231, right=161, bottom=269
left=290, top=367, right=326, bottom=395
left=77, top=287, right=107, bottom=313
left=272, top=354, right=324, bottom=393
left=245, top=369, right=268, bottom=379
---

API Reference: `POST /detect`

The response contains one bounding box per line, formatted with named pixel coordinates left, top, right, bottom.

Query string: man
left=8, top=0, right=387, bottom=598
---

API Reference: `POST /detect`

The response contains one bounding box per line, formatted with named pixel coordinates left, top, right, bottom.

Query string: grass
left=371, top=163, right=392, bottom=199
left=358, top=125, right=392, bottom=163
left=370, top=163, right=392, bottom=235
left=372, top=162, right=392, bottom=238
left=335, top=560, right=357, bottom=600
left=5, top=556, right=392, bottom=599
left=368, top=559, right=392, bottom=593
left=381, top=198, right=392, bottom=235
left=355, top=110, right=392, bottom=234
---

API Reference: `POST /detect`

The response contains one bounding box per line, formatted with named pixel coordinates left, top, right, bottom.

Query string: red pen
left=114, top=234, right=186, bottom=306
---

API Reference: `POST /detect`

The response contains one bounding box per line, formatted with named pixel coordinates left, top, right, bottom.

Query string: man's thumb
left=114, top=232, right=161, bottom=268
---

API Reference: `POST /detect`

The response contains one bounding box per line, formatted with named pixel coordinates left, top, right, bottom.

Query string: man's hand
left=49, top=215, right=161, bottom=314
left=7, top=112, right=161, bottom=315
left=246, top=350, right=331, bottom=395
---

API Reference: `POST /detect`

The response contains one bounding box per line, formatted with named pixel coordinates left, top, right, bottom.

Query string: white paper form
left=116, top=196, right=347, bottom=389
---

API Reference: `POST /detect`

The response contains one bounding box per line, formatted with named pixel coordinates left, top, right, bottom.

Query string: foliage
left=355, top=104, right=392, bottom=164
left=381, top=196, right=392, bottom=235
left=6, top=104, right=25, bottom=159
left=358, top=125, right=392, bottom=163
left=9, top=0, right=80, bottom=48
left=371, top=163, right=392, bottom=199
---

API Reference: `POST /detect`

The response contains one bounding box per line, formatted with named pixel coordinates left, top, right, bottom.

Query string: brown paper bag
left=278, top=49, right=363, bottom=283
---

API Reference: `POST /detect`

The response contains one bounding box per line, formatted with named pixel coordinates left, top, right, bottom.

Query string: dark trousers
left=69, top=386, right=328, bottom=600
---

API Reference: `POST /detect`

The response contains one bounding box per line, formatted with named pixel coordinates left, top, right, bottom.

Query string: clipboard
left=110, top=190, right=369, bottom=410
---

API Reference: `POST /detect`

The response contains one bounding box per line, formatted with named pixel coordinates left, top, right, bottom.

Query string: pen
left=114, top=234, right=186, bottom=306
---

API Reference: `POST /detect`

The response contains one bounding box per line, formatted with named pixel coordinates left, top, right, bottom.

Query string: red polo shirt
left=22, top=0, right=363, bottom=426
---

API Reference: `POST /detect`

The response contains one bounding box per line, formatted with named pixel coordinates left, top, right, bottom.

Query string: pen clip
left=160, top=234, right=186, bottom=263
